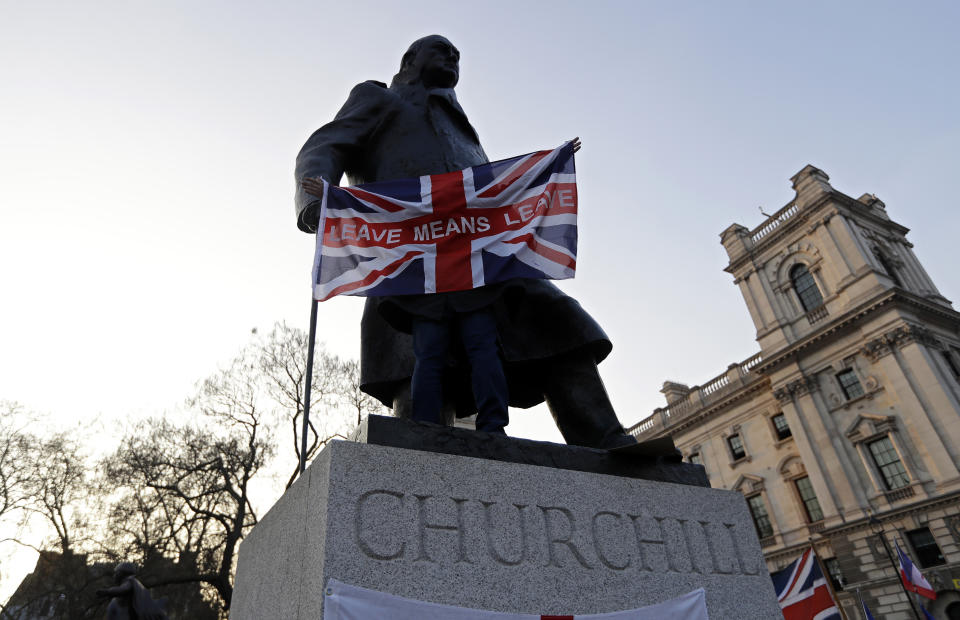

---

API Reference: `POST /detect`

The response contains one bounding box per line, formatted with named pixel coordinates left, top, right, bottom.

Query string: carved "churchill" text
left=353, top=491, right=760, bottom=576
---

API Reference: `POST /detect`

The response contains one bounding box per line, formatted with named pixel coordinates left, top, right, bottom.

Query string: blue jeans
left=411, top=310, right=509, bottom=433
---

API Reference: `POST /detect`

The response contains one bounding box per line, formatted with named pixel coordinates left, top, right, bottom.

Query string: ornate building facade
left=628, top=166, right=960, bottom=619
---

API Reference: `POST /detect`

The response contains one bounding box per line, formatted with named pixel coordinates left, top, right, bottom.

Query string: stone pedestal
left=232, top=417, right=782, bottom=618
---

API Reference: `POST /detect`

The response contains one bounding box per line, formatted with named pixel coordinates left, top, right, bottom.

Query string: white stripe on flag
left=322, top=579, right=710, bottom=620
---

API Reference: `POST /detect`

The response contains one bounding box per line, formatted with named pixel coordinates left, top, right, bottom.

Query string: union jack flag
left=771, top=548, right=841, bottom=620
left=310, top=142, right=578, bottom=301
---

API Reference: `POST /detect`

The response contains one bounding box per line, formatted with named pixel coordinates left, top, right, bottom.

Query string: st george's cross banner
left=321, top=579, right=710, bottom=619
left=309, top=142, right=578, bottom=301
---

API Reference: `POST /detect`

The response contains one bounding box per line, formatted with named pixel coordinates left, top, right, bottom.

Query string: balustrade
left=805, top=305, right=829, bottom=325
left=750, top=202, right=799, bottom=243
left=628, top=352, right=766, bottom=438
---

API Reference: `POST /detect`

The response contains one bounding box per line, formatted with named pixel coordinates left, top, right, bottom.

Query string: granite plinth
left=232, top=437, right=781, bottom=619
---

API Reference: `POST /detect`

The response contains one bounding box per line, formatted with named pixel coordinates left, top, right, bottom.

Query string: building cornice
left=761, top=489, right=960, bottom=564
left=755, top=289, right=960, bottom=374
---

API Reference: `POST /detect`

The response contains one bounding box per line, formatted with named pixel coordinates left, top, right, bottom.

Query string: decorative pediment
left=732, top=473, right=765, bottom=494
left=845, top=414, right=897, bottom=443
left=778, top=455, right=806, bottom=478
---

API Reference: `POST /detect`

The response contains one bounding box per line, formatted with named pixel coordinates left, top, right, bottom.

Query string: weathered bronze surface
left=295, top=36, right=635, bottom=449
left=96, top=563, right=168, bottom=620
left=355, top=415, right=698, bottom=485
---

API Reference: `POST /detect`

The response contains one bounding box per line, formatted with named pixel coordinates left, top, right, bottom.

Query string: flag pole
left=856, top=588, right=871, bottom=620
left=810, top=544, right=848, bottom=620
left=300, top=295, right=319, bottom=475
left=870, top=519, right=922, bottom=620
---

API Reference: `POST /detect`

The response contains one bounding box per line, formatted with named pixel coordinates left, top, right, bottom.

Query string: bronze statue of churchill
left=295, top=35, right=635, bottom=449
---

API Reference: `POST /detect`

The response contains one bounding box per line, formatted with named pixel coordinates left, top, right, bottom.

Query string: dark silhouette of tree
left=336, top=358, right=388, bottom=427
left=254, top=322, right=385, bottom=488
left=2, top=324, right=385, bottom=616
left=20, top=432, right=92, bottom=555
left=0, top=402, right=32, bottom=528
left=103, top=352, right=271, bottom=614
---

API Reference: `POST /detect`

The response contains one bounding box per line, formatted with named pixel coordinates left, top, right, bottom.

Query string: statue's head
left=113, top=562, right=138, bottom=584
left=392, top=35, right=460, bottom=89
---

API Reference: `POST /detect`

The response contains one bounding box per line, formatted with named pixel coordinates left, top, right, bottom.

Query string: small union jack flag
left=771, top=548, right=840, bottom=620
left=309, top=141, right=578, bottom=301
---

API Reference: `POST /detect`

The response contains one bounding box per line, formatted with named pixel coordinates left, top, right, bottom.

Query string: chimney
left=790, top=165, right=833, bottom=209
left=661, top=381, right=691, bottom=405
left=720, top=223, right=753, bottom=263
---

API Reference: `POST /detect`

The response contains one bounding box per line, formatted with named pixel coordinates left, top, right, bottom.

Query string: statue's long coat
left=295, top=80, right=611, bottom=411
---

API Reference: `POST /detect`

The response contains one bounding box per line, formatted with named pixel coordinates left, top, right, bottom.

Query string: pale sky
left=2, top=0, right=959, bottom=446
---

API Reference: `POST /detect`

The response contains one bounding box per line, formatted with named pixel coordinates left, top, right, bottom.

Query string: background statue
left=296, top=35, right=635, bottom=449
left=96, top=562, right=168, bottom=620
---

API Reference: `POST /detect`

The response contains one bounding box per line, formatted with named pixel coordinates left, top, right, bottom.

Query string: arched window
left=790, top=264, right=823, bottom=312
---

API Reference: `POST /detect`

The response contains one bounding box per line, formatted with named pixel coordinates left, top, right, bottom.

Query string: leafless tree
left=20, top=431, right=92, bottom=556
left=336, top=358, right=389, bottom=427
left=255, top=322, right=379, bottom=488
left=103, top=353, right=271, bottom=614
left=3, top=326, right=384, bottom=616
left=0, top=401, right=32, bottom=525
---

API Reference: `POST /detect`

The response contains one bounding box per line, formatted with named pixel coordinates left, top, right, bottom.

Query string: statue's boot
left=541, top=353, right=637, bottom=450
left=391, top=379, right=456, bottom=426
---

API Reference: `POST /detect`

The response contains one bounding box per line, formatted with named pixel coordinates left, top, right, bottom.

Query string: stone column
left=735, top=270, right=769, bottom=333
left=805, top=387, right=873, bottom=510
left=819, top=213, right=856, bottom=282
left=861, top=327, right=959, bottom=485
left=773, top=380, right=842, bottom=520
left=893, top=340, right=960, bottom=475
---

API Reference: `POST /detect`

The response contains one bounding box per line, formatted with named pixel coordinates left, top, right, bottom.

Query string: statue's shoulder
left=347, top=80, right=393, bottom=100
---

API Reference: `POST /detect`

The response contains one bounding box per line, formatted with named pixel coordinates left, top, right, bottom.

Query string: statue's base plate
left=354, top=414, right=704, bottom=487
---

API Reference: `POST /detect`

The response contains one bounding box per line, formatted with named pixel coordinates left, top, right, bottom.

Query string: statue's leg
left=410, top=318, right=451, bottom=424
left=393, top=315, right=461, bottom=428
left=391, top=381, right=414, bottom=419
left=392, top=380, right=456, bottom=426
left=457, top=309, right=508, bottom=434
left=541, top=352, right=637, bottom=449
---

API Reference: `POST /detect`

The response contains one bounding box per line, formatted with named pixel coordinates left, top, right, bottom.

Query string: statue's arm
left=294, top=80, right=395, bottom=233
left=96, top=581, right=132, bottom=597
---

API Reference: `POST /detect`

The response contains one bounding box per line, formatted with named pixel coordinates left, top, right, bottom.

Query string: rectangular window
left=772, top=414, right=792, bottom=440
left=727, top=434, right=746, bottom=460
left=836, top=369, right=865, bottom=400
left=747, top=494, right=773, bottom=538
left=794, top=476, right=824, bottom=522
left=906, top=528, right=945, bottom=568
left=688, top=452, right=703, bottom=466
left=868, top=437, right=910, bottom=490
left=823, top=557, right=844, bottom=591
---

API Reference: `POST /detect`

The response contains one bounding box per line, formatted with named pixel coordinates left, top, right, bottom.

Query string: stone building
left=628, top=166, right=960, bottom=619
